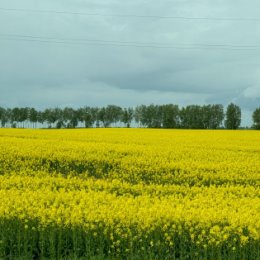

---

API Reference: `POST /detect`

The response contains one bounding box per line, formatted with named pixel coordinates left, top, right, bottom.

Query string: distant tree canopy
left=0, top=103, right=255, bottom=129
left=224, top=103, right=241, bottom=130
left=179, top=104, right=224, bottom=129
left=252, top=107, right=260, bottom=130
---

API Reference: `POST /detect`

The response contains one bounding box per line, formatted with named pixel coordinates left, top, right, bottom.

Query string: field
left=0, top=129, right=259, bottom=260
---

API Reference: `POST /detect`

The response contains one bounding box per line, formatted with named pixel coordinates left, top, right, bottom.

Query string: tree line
left=0, top=103, right=259, bottom=129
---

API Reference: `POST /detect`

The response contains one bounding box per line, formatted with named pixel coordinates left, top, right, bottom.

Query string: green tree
left=225, top=103, right=241, bottom=129
left=62, top=107, right=78, bottom=128
left=200, top=105, right=224, bottom=129
left=105, top=105, right=123, bottom=127
left=52, top=108, right=65, bottom=129
left=161, top=104, right=179, bottom=128
left=37, top=111, right=45, bottom=126
left=0, top=107, right=8, bottom=127
left=98, top=107, right=109, bottom=127
left=209, top=104, right=224, bottom=129
left=43, top=108, right=58, bottom=128
left=122, top=108, right=134, bottom=128
left=180, top=105, right=204, bottom=129
left=77, top=107, right=95, bottom=128
left=97, top=105, right=123, bottom=127
left=11, top=107, right=20, bottom=127
left=145, top=104, right=162, bottom=128
left=29, top=108, right=38, bottom=128
left=252, top=108, right=260, bottom=129
left=20, top=107, right=30, bottom=128
left=90, top=107, right=100, bottom=128
left=4, top=108, right=12, bottom=127
left=134, top=105, right=147, bottom=127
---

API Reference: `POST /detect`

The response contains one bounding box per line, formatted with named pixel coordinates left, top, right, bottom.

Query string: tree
left=105, top=105, right=123, bottom=127
left=209, top=104, right=224, bottom=129
left=10, top=107, right=29, bottom=127
left=4, top=108, right=12, bottom=127
left=90, top=107, right=100, bottom=128
left=121, top=108, right=134, bottom=128
left=145, top=104, right=162, bottom=128
left=200, top=105, right=224, bottom=129
left=63, top=107, right=73, bottom=126
left=134, top=105, right=147, bottom=127
left=0, top=103, right=252, bottom=129
left=98, top=107, right=109, bottom=127
left=19, top=107, right=30, bottom=128
left=252, top=108, right=260, bottom=129
left=43, top=108, right=60, bottom=128
left=0, top=107, right=8, bottom=127
left=225, top=103, right=241, bottom=129
left=77, top=107, right=95, bottom=128
left=53, top=108, right=65, bottom=129
left=180, top=105, right=204, bottom=129
left=97, top=105, right=123, bottom=127
left=29, top=108, right=38, bottom=128
left=62, top=107, right=79, bottom=128
left=179, top=104, right=224, bottom=129
left=37, top=111, right=45, bottom=126
left=11, top=107, right=20, bottom=127
left=134, top=104, right=163, bottom=128
left=161, top=104, right=179, bottom=128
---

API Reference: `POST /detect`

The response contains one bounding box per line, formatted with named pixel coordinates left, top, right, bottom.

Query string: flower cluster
left=0, top=128, right=259, bottom=259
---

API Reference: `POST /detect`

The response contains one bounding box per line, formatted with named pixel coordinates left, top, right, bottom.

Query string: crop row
left=0, top=129, right=259, bottom=259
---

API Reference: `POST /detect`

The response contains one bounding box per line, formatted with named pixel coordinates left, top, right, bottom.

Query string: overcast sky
left=0, top=0, right=260, bottom=126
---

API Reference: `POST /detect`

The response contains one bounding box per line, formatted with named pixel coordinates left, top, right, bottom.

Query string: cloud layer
left=0, top=0, right=260, bottom=126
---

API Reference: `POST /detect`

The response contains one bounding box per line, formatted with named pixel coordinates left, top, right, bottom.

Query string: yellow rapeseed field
left=0, top=129, right=259, bottom=259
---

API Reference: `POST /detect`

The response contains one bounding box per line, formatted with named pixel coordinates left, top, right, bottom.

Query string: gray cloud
left=0, top=0, right=260, bottom=126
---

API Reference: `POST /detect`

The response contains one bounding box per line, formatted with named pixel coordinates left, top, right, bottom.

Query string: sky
left=0, top=0, right=260, bottom=126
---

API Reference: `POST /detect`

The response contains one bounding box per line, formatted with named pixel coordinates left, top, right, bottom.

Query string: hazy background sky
left=0, top=0, right=260, bottom=126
